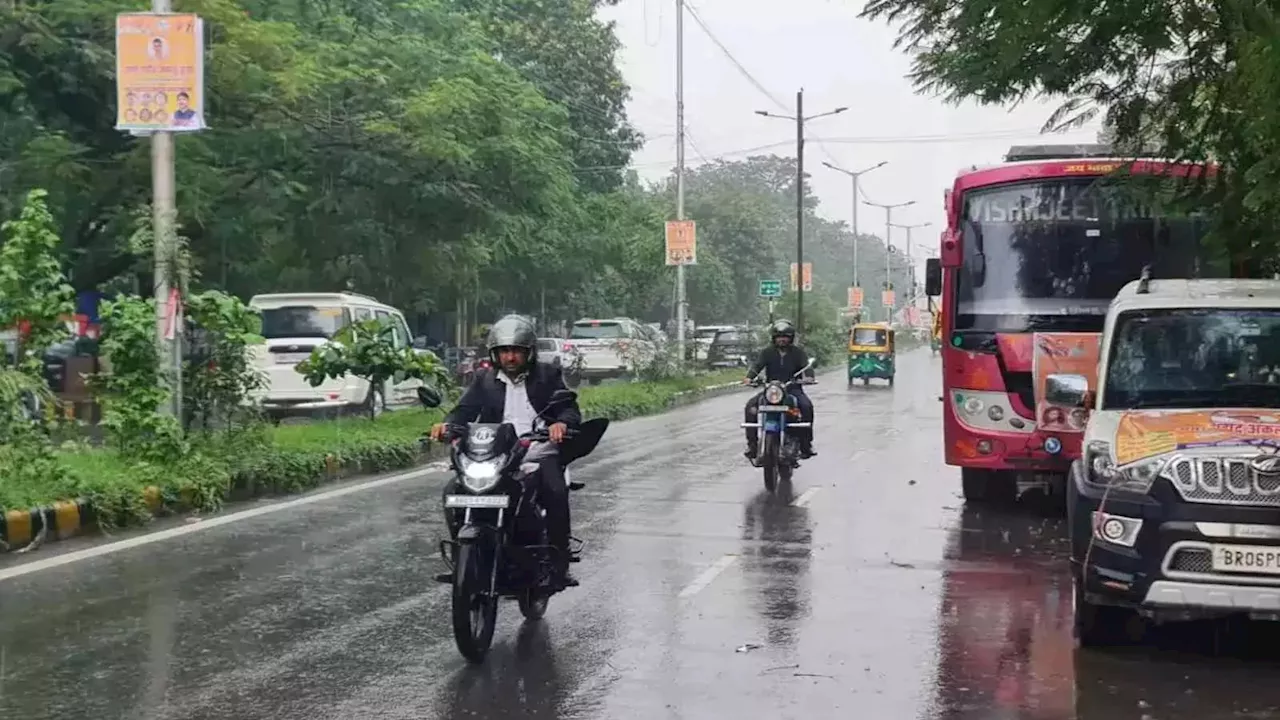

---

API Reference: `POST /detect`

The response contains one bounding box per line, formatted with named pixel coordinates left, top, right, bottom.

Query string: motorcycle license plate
left=763, top=420, right=780, bottom=431
left=757, top=404, right=789, bottom=412
left=444, top=495, right=509, bottom=508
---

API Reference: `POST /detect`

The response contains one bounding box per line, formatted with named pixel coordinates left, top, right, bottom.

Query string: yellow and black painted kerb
left=0, top=498, right=92, bottom=548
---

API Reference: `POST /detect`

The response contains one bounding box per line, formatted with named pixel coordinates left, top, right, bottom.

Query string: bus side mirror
left=925, top=258, right=942, bottom=297
left=1045, top=374, right=1090, bottom=408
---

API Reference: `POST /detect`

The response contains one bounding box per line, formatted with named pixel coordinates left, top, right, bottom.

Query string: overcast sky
left=600, top=0, right=1102, bottom=275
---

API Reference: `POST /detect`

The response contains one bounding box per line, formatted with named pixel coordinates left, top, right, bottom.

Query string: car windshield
left=714, top=330, right=745, bottom=344
left=695, top=327, right=724, bottom=339
left=570, top=322, right=623, bottom=339
left=956, top=178, right=1215, bottom=333
left=260, top=306, right=349, bottom=339
left=1103, top=308, right=1280, bottom=410
left=853, top=328, right=887, bottom=345
left=537, top=338, right=559, bottom=351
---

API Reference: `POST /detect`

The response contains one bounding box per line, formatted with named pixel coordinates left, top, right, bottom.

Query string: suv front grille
left=1163, top=456, right=1280, bottom=507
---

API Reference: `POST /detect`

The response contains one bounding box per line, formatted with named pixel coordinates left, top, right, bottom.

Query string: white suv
left=248, top=292, right=425, bottom=419
left=563, top=317, right=657, bottom=383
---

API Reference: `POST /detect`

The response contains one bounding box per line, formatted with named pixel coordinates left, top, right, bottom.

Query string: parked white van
left=247, top=292, right=423, bottom=419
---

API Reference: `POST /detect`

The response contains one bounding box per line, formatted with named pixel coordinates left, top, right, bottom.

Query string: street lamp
left=864, top=199, right=915, bottom=323
left=890, top=221, right=932, bottom=302
left=823, top=160, right=886, bottom=289
left=755, top=91, right=847, bottom=337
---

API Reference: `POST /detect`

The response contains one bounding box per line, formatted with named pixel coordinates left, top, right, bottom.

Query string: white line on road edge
left=677, top=554, right=738, bottom=599
left=791, top=487, right=821, bottom=508
left=0, top=462, right=451, bottom=584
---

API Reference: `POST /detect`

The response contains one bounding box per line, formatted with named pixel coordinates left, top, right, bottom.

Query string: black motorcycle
left=417, top=387, right=607, bottom=663
left=741, top=359, right=816, bottom=491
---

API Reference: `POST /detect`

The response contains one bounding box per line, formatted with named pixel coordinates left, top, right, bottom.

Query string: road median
left=0, top=370, right=744, bottom=553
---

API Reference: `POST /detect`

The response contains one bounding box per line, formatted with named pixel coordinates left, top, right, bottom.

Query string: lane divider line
left=791, top=487, right=821, bottom=508
left=677, top=554, right=738, bottom=599
left=0, top=463, right=451, bottom=584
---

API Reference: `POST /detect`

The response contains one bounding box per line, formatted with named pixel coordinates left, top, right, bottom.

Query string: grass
left=0, top=369, right=745, bottom=521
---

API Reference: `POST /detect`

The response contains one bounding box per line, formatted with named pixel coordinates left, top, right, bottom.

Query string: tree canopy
left=0, top=0, right=913, bottom=336
left=860, top=0, right=1280, bottom=272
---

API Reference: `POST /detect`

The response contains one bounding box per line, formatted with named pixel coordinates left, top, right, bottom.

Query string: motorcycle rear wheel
left=761, top=433, right=779, bottom=492
left=452, top=542, right=498, bottom=664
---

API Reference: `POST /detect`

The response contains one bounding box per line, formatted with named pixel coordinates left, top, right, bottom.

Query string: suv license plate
left=1211, top=544, right=1280, bottom=574
left=444, top=495, right=509, bottom=508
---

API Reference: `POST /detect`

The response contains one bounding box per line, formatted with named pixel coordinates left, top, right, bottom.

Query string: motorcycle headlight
left=459, top=456, right=502, bottom=492
left=1085, top=441, right=1162, bottom=494
left=764, top=385, right=784, bottom=404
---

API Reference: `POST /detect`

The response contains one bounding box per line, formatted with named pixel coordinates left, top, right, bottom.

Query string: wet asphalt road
left=6, top=349, right=1280, bottom=719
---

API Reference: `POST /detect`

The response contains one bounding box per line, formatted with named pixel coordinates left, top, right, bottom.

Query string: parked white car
left=247, top=292, right=425, bottom=419
left=562, top=317, right=657, bottom=383
left=693, top=325, right=734, bottom=361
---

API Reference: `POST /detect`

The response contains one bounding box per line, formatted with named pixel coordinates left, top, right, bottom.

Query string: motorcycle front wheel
left=452, top=542, right=498, bottom=663
left=760, top=432, right=779, bottom=492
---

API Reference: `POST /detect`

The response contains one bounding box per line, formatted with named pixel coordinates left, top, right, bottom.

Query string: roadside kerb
left=0, top=372, right=744, bottom=553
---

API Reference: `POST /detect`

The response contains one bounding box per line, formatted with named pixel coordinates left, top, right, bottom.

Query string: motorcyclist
left=430, top=314, right=582, bottom=587
left=741, top=319, right=816, bottom=461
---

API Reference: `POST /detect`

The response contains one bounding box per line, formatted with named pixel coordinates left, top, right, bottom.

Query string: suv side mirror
left=1045, top=373, right=1091, bottom=409
left=925, top=258, right=942, bottom=297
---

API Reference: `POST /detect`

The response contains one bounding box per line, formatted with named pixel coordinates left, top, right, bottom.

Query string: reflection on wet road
left=6, top=349, right=1280, bottom=719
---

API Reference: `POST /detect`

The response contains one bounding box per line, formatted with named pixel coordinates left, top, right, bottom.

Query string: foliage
left=295, top=319, right=449, bottom=419
left=183, top=290, right=266, bottom=431
left=93, top=295, right=188, bottom=460
left=859, top=0, right=1280, bottom=271
left=0, top=189, right=75, bottom=375
left=0, top=370, right=743, bottom=515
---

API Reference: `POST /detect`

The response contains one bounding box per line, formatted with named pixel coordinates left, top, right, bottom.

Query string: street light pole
left=674, top=0, right=687, bottom=365
left=890, top=221, right=932, bottom=306
left=823, top=160, right=886, bottom=289
left=756, top=94, right=847, bottom=338
left=864, top=199, right=915, bottom=323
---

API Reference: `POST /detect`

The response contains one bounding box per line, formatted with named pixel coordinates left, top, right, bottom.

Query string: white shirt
left=497, top=371, right=538, bottom=436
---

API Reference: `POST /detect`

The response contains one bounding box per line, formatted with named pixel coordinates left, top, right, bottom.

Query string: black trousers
left=442, top=457, right=571, bottom=563
left=743, top=386, right=814, bottom=446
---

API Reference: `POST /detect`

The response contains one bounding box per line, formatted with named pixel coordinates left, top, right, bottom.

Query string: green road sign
left=759, top=279, right=782, bottom=298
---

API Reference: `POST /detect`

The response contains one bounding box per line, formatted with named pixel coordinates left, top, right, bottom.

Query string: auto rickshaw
left=847, top=322, right=895, bottom=387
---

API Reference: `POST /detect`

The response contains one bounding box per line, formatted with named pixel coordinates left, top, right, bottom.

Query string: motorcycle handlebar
left=426, top=423, right=579, bottom=443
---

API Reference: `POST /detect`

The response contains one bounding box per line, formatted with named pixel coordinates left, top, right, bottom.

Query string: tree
left=859, top=0, right=1280, bottom=271
left=0, top=190, right=75, bottom=376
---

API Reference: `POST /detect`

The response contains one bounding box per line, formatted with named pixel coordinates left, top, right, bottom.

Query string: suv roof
left=250, top=292, right=391, bottom=308
left=1112, top=279, right=1280, bottom=313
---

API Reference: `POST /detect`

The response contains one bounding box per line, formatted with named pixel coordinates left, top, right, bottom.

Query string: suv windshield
left=956, top=178, right=1214, bottom=333
left=1103, top=308, right=1280, bottom=410
left=536, top=338, right=559, bottom=351
left=853, top=328, right=887, bottom=346
left=260, top=306, right=350, bottom=339
left=570, top=322, right=623, bottom=339
left=713, top=330, right=745, bottom=344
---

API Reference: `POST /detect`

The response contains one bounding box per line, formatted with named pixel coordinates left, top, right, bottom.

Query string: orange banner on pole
left=881, top=290, right=895, bottom=308
left=664, top=220, right=697, bottom=265
left=790, top=263, right=813, bottom=291
left=116, top=13, right=206, bottom=133
left=848, top=286, right=863, bottom=309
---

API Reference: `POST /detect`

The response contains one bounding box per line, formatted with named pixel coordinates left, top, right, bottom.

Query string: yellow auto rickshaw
left=847, top=322, right=895, bottom=387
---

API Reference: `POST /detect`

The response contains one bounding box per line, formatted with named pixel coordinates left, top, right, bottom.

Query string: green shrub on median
left=0, top=369, right=744, bottom=520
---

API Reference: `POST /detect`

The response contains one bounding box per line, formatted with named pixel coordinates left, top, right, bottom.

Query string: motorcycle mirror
left=416, top=385, right=443, bottom=408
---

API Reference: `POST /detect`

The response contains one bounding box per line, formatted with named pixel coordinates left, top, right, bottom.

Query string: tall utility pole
left=864, top=199, right=915, bottom=323
left=823, top=160, right=886, bottom=288
left=756, top=92, right=846, bottom=336
left=674, top=0, right=687, bottom=364
left=890, top=221, right=932, bottom=305
left=152, top=0, right=180, bottom=419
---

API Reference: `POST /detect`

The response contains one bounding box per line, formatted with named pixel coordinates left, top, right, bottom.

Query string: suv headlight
left=1085, top=440, right=1163, bottom=494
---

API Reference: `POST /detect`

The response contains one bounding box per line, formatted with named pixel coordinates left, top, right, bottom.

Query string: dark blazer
left=444, top=361, right=582, bottom=428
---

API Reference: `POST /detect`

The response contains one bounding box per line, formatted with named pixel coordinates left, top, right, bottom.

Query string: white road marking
left=791, top=487, right=821, bottom=508
left=848, top=449, right=869, bottom=461
left=677, top=554, right=738, bottom=599
left=0, top=462, right=451, bottom=584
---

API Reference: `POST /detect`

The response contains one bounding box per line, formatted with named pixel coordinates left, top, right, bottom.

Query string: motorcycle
left=416, top=386, right=608, bottom=664
left=741, top=359, right=816, bottom=492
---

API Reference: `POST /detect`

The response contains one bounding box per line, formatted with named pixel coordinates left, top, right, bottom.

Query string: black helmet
left=770, top=319, right=796, bottom=340
left=487, top=314, right=538, bottom=369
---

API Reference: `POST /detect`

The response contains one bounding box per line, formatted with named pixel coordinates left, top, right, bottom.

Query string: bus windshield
left=955, top=178, right=1214, bottom=333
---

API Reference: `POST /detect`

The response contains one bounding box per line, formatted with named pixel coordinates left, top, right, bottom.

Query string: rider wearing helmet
left=741, top=319, right=816, bottom=461
left=430, top=314, right=582, bottom=586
